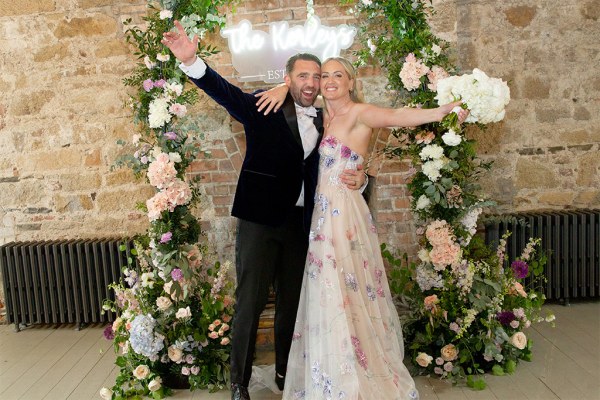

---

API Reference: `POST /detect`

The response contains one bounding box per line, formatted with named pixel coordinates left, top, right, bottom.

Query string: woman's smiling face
left=320, top=60, right=354, bottom=100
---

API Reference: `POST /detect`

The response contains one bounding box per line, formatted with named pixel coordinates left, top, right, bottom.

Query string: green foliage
left=346, top=0, right=556, bottom=389
left=103, top=1, right=237, bottom=398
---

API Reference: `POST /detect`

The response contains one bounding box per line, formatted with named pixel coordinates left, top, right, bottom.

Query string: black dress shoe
left=275, top=373, right=285, bottom=391
left=231, top=383, right=250, bottom=400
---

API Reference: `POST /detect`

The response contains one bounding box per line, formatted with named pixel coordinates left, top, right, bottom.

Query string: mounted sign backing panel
left=221, top=16, right=356, bottom=83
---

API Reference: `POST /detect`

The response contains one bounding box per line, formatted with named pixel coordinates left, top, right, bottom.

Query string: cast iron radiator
left=484, top=210, right=599, bottom=304
left=0, top=239, right=131, bottom=331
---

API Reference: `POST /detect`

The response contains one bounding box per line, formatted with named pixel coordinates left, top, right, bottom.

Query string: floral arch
left=100, top=0, right=554, bottom=398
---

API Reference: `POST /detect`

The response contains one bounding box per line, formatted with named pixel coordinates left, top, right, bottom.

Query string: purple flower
left=340, top=145, right=352, bottom=158
left=497, top=310, right=516, bottom=326
left=142, top=79, right=154, bottom=92
left=154, top=79, right=166, bottom=88
left=160, top=232, right=173, bottom=244
left=164, top=131, right=177, bottom=140
left=171, top=268, right=183, bottom=282
left=511, top=260, right=529, bottom=279
left=103, top=325, right=115, bottom=340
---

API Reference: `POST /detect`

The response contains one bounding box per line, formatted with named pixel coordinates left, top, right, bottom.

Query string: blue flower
left=129, top=314, right=164, bottom=358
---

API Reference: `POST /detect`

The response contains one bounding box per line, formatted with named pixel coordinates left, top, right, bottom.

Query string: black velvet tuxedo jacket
left=189, top=65, right=323, bottom=229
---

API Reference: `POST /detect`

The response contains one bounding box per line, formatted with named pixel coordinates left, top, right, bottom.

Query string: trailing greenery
left=345, top=0, right=554, bottom=389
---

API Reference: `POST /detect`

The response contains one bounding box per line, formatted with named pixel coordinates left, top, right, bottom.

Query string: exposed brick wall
left=0, top=0, right=598, bottom=272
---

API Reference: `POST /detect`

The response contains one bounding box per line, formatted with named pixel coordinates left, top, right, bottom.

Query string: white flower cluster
left=451, top=260, right=475, bottom=295
left=441, top=129, right=462, bottom=146
left=148, top=81, right=185, bottom=128
left=435, top=68, right=510, bottom=124
left=460, top=207, right=482, bottom=244
left=419, top=144, right=446, bottom=182
left=416, top=263, right=444, bottom=291
left=129, top=314, right=165, bottom=359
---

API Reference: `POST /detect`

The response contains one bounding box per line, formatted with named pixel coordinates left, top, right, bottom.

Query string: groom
left=162, top=21, right=364, bottom=400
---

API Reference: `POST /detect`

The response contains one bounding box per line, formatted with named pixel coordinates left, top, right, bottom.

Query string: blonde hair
left=322, top=57, right=364, bottom=103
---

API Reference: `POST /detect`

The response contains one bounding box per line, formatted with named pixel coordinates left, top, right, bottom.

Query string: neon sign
left=221, top=16, right=356, bottom=83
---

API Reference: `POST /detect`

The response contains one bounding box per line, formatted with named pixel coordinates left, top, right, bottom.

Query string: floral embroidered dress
left=283, top=136, right=419, bottom=400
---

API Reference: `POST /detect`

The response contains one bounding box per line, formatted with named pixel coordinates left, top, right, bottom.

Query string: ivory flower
left=168, top=345, right=183, bottom=362
left=156, top=296, right=172, bottom=311
left=148, top=377, right=162, bottom=392
left=175, top=306, right=192, bottom=319
left=99, top=387, right=113, bottom=400
left=133, top=364, right=150, bottom=379
left=416, top=352, right=433, bottom=367
left=510, top=332, right=527, bottom=350
left=415, top=195, right=431, bottom=210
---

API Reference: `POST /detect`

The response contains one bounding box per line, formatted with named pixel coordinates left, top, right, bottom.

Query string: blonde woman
left=256, top=57, right=466, bottom=399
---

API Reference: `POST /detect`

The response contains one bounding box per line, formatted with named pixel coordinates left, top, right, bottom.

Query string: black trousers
left=230, top=207, right=309, bottom=387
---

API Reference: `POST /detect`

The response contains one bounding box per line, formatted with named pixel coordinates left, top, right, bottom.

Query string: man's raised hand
left=161, top=20, right=198, bottom=66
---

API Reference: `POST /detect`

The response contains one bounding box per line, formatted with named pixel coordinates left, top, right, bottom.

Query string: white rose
left=156, top=53, right=170, bottom=62
left=148, top=377, right=162, bottom=392
left=99, top=387, right=113, bottom=400
left=510, top=332, right=527, bottom=350
left=415, top=195, right=431, bottom=210
left=416, top=352, right=433, bottom=367
left=133, top=364, right=150, bottom=380
left=159, top=9, right=173, bottom=20
left=156, top=296, right=172, bottom=311
left=168, top=345, right=183, bottom=362
left=442, top=129, right=462, bottom=146
left=175, top=306, right=192, bottom=319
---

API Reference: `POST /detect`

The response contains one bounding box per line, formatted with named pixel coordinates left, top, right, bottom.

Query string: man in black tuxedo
left=163, top=21, right=365, bottom=400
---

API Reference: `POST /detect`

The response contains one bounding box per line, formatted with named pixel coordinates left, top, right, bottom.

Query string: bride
left=257, top=57, right=467, bottom=399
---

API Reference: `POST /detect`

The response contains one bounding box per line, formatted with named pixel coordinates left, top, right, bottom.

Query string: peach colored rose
left=133, top=364, right=150, bottom=380
left=168, top=346, right=183, bottom=362
left=440, top=344, right=459, bottom=361
left=416, top=352, right=433, bottom=367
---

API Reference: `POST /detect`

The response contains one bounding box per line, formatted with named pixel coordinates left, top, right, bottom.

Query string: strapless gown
left=283, top=135, right=419, bottom=399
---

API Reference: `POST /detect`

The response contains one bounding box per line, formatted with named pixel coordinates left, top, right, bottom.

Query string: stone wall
left=0, top=0, right=598, bottom=271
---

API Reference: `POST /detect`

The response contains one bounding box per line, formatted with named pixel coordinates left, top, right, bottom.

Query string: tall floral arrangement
left=101, top=0, right=237, bottom=398
left=345, top=0, right=555, bottom=389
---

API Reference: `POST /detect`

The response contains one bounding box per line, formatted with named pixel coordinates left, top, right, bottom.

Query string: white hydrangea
left=442, top=129, right=462, bottom=146
left=436, top=68, right=510, bottom=124
left=148, top=98, right=172, bottom=128
left=422, top=159, right=444, bottom=181
left=461, top=207, right=482, bottom=237
left=416, top=263, right=444, bottom=291
left=419, top=144, right=444, bottom=160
